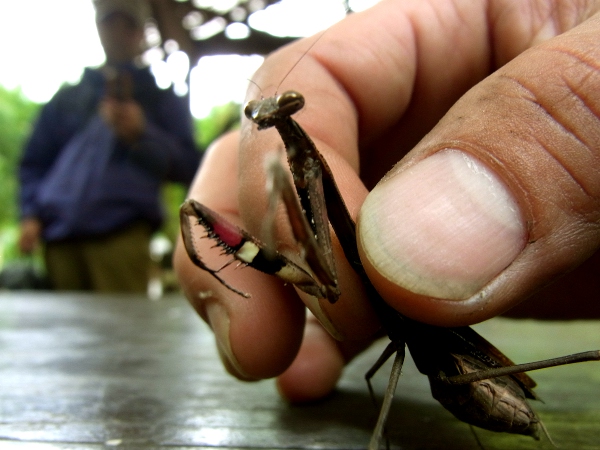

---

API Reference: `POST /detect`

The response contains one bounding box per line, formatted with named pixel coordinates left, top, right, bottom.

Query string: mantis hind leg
left=367, top=341, right=406, bottom=450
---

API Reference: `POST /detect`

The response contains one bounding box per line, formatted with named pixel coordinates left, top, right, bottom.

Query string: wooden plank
left=0, top=292, right=598, bottom=449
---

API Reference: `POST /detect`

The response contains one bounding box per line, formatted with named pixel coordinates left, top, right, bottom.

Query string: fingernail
left=205, top=302, right=256, bottom=380
left=359, top=149, right=526, bottom=300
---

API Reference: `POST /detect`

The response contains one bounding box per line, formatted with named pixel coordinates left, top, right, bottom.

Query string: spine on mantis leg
left=180, top=199, right=327, bottom=299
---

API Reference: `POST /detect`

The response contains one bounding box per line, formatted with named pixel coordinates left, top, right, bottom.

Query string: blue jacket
left=19, top=65, right=201, bottom=241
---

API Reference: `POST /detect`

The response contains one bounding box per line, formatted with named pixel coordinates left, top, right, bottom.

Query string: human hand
left=99, top=97, right=146, bottom=144
left=173, top=0, right=600, bottom=402
left=18, top=218, right=42, bottom=254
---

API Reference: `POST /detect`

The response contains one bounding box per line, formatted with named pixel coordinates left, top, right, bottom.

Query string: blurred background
left=0, top=0, right=380, bottom=294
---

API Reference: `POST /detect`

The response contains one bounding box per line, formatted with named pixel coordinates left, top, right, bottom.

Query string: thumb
left=357, top=16, right=600, bottom=327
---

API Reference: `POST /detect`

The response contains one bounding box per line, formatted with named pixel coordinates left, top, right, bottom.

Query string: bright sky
left=0, top=0, right=379, bottom=118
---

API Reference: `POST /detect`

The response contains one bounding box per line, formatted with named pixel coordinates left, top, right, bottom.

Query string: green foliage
left=160, top=182, right=188, bottom=243
left=0, top=86, right=41, bottom=269
left=195, top=102, right=241, bottom=151
left=0, top=87, right=40, bottom=226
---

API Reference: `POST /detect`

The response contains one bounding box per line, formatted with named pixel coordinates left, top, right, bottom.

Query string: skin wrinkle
left=552, top=75, right=600, bottom=191
left=410, top=1, right=486, bottom=92
left=496, top=64, right=600, bottom=201
left=487, top=1, right=596, bottom=66
left=426, top=0, right=486, bottom=56
left=487, top=0, right=544, bottom=65
left=535, top=95, right=599, bottom=199
left=312, top=15, right=416, bottom=143
left=531, top=134, right=591, bottom=201
left=519, top=92, right=594, bottom=200
left=551, top=44, right=600, bottom=73
left=349, top=40, right=412, bottom=141
left=554, top=1, right=600, bottom=34
left=565, top=72, right=600, bottom=118
left=525, top=1, right=561, bottom=41
left=523, top=0, right=581, bottom=39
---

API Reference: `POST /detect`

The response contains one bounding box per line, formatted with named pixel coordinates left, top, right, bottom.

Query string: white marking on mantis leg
left=236, top=241, right=261, bottom=263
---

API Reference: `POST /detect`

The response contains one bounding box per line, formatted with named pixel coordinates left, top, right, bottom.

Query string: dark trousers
left=44, top=222, right=152, bottom=293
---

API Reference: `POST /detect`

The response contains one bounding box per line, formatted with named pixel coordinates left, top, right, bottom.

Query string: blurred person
left=18, top=0, right=200, bottom=292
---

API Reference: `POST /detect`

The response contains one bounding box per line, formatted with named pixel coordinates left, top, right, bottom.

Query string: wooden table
left=0, top=292, right=598, bottom=449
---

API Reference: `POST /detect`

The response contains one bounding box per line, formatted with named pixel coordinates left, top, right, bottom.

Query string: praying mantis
left=179, top=69, right=600, bottom=450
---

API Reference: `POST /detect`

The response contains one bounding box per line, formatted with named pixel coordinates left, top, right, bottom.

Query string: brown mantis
left=180, top=85, right=600, bottom=450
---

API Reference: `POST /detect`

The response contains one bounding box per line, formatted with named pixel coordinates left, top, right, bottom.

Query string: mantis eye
left=244, top=99, right=260, bottom=120
left=276, top=90, right=305, bottom=116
